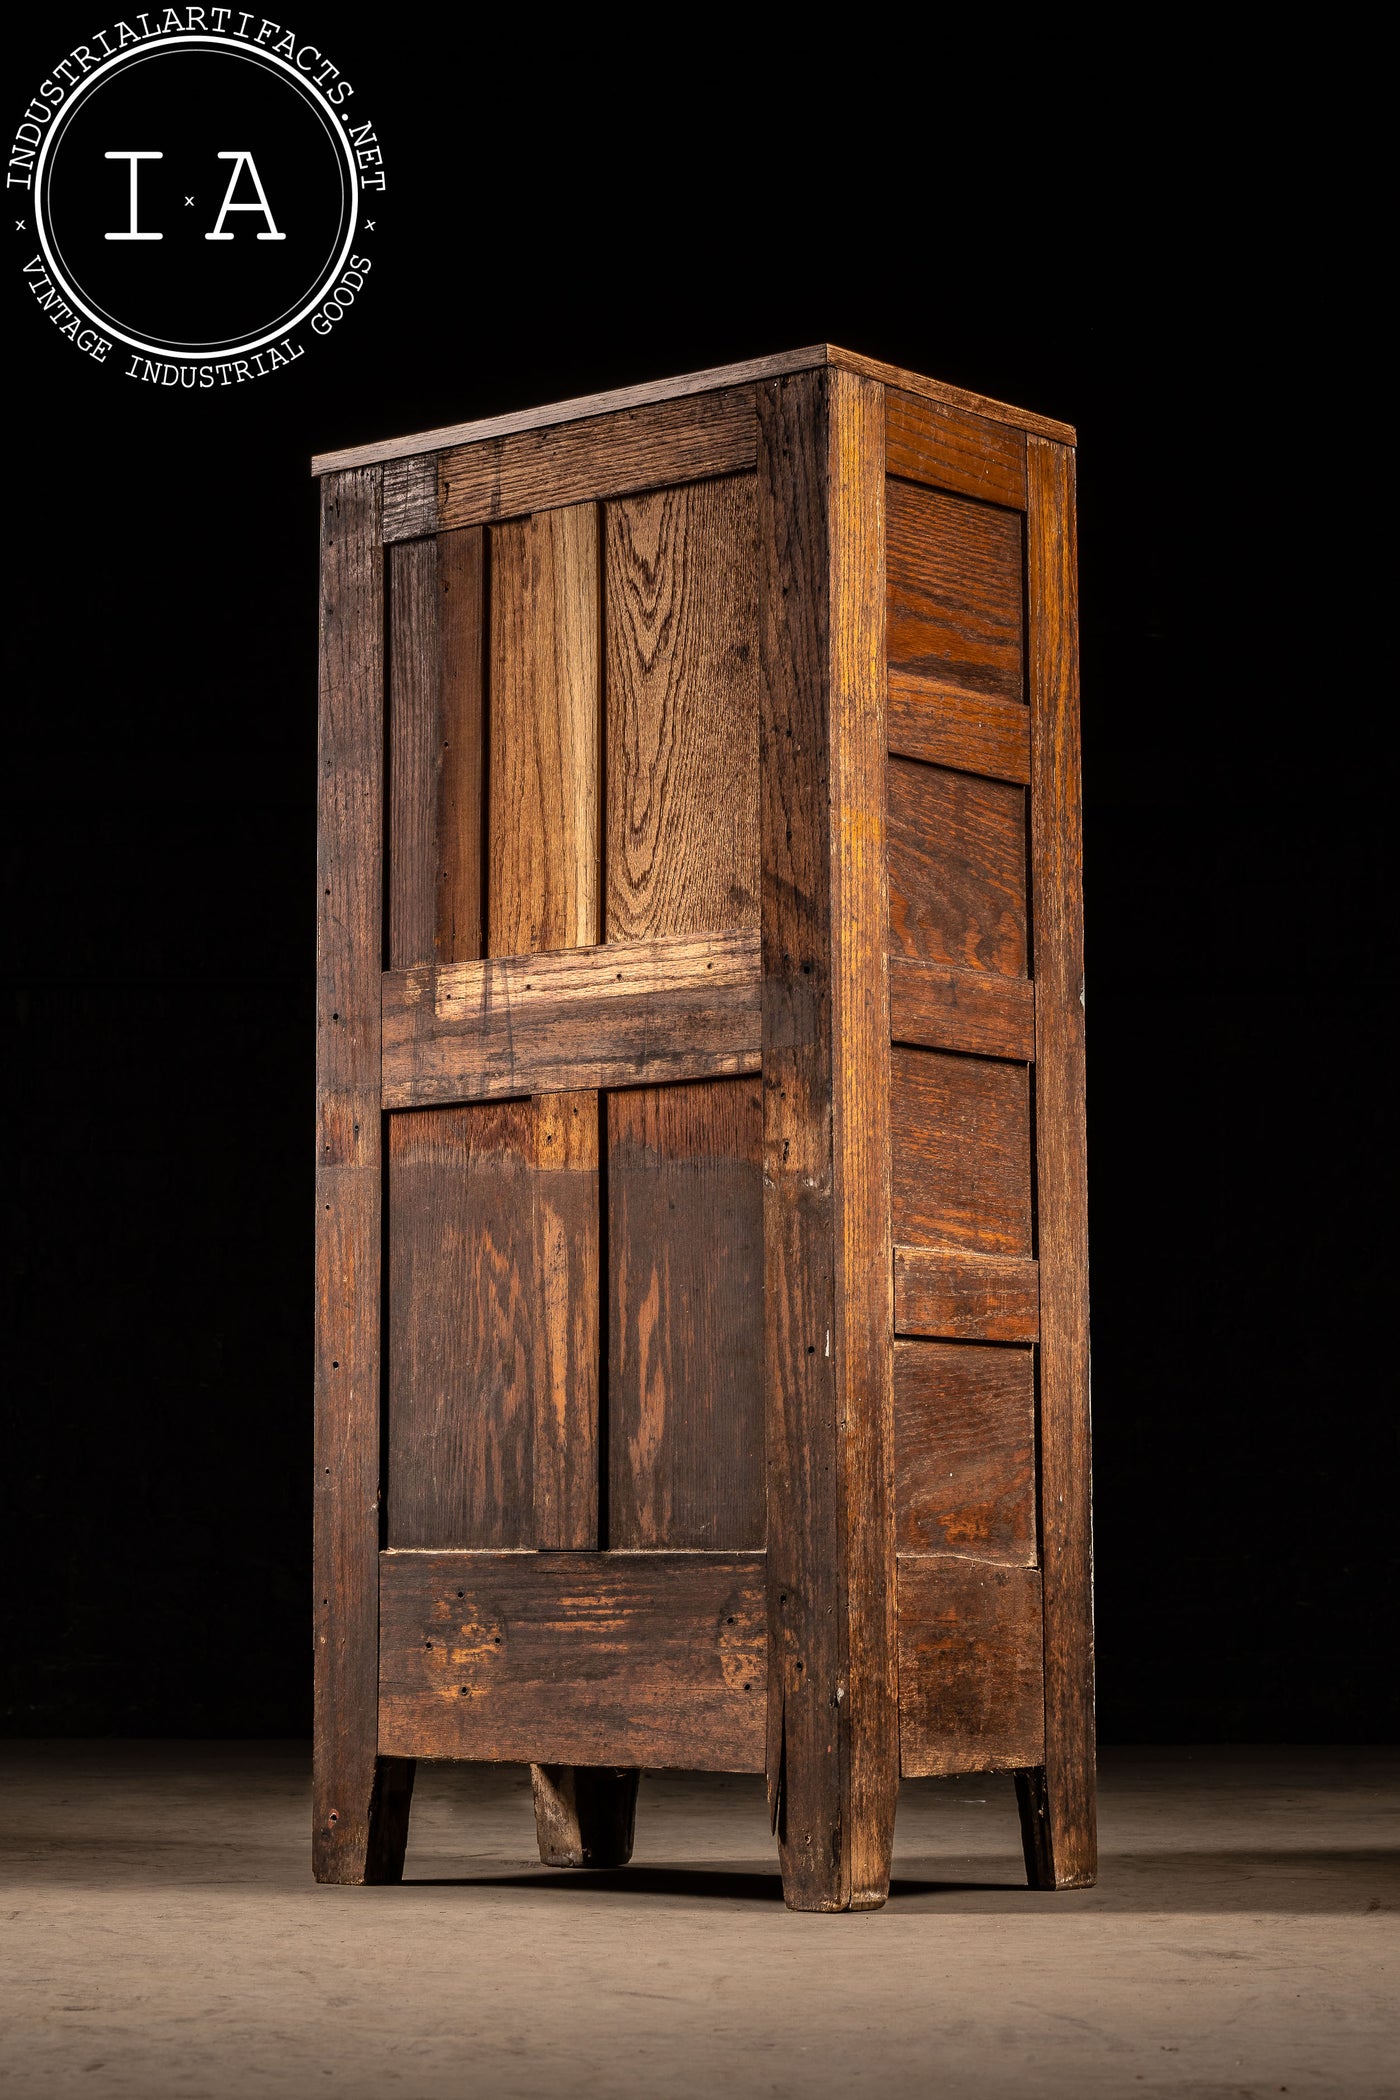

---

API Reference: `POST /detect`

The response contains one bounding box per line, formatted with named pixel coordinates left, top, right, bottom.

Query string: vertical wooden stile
left=756, top=369, right=894, bottom=1911
left=1025, top=434, right=1095, bottom=1888
left=314, top=467, right=412, bottom=1883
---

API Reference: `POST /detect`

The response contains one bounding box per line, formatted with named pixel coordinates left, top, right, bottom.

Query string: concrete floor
left=0, top=1744, right=1394, bottom=2099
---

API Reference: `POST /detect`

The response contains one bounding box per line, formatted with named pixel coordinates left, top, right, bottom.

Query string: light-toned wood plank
left=604, top=475, right=759, bottom=941
left=434, top=527, right=485, bottom=964
left=314, top=466, right=412, bottom=1883
left=890, top=955, right=1036, bottom=1061
left=382, top=928, right=761, bottom=1107
left=434, top=390, right=756, bottom=536
left=888, top=672, right=1031, bottom=784
left=1027, top=434, right=1095, bottom=1889
left=894, top=1246, right=1040, bottom=1342
left=382, top=453, right=436, bottom=539
left=378, top=1551, right=767, bottom=1771
left=530, top=1091, right=599, bottom=1551
left=313, top=345, right=1074, bottom=477
left=885, top=389, right=1027, bottom=509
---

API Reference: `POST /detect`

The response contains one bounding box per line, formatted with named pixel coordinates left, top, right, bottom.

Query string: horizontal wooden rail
left=382, top=928, right=762, bottom=1108
left=894, top=1247, right=1041, bottom=1341
left=886, top=388, right=1028, bottom=510
left=890, top=955, right=1035, bottom=1061
left=888, top=671, right=1031, bottom=784
left=378, top=1549, right=767, bottom=1770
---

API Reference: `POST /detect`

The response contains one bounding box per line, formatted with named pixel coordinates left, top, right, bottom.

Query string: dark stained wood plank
left=890, top=955, right=1035, bottom=1061
left=314, top=466, right=412, bottom=1883
left=531, top=1091, right=599, bottom=1551
left=531, top=1765, right=641, bottom=1868
left=604, top=474, right=760, bottom=942
left=757, top=367, right=896, bottom=1913
left=888, top=672, right=1030, bottom=785
left=434, top=526, right=486, bottom=966
left=377, top=1551, right=767, bottom=1771
left=885, top=389, right=1027, bottom=510
left=438, top=389, right=756, bottom=534
left=487, top=507, right=600, bottom=957
left=381, top=452, right=437, bottom=539
left=887, top=480, right=1024, bottom=705
left=890, top=1047, right=1032, bottom=1254
left=388, top=536, right=440, bottom=969
left=1027, top=434, right=1095, bottom=1889
left=314, top=346, right=1073, bottom=477
left=887, top=759, right=1028, bottom=977
left=894, top=1246, right=1040, bottom=1343
left=381, top=929, right=761, bottom=1108
left=386, top=1102, right=537, bottom=1549
left=896, top=1556, right=1045, bottom=1777
left=894, top=1341, right=1036, bottom=1562
left=607, top=1078, right=765, bottom=1551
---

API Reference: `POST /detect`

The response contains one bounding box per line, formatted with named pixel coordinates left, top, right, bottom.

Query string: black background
left=4, top=19, right=1393, bottom=1741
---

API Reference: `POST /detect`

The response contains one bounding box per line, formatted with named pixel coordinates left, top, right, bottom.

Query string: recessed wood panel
left=608, top=1077, right=765, bottom=1550
left=386, top=1103, right=537, bottom=1549
left=897, top=1556, right=1044, bottom=1777
left=894, top=1341, right=1036, bottom=1561
left=605, top=475, right=760, bottom=942
left=890, top=1046, right=1032, bottom=1253
left=378, top=1550, right=767, bottom=1771
left=887, top=758, right=1027, bottom=977
left=887, top=479, right=1024, bottom=704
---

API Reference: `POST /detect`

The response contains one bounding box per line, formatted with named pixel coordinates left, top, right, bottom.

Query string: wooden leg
left=531, top=1764, right=640, bottom=1868
left=1015, top=1762, right=1094, bottom=1889
left=314, top=1754, right=416, bottom=1886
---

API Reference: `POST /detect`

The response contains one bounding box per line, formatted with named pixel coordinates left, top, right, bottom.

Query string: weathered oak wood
left=887, top=481, right=1024, bottom=705
left=381, top=453, right=436, bottom=539
left=889, top=955, right=1035, bottom=1061
left=604, top=475, right=760, bottom=942
left=888, top=672, right=1030, bottom=785
left=429, top=389, right=756, bottom=537
left=378, top=1552, right=767, bottom=1770
left=888, top=759, right=1028, bottom=979
left=758, top=368, right=895, bottom=1912
left=313, top=346, right=1074, bottom=477
left=894, top=1341, right=1036, bottom=1562
left=896, top=1556, right=1045, bottom=1777
left=608, top=1078, right=765, bottom=1550
left=381, top=929, right=762, bottom=1107
left=893, top=1246, right=1040, bottom=1342
left=890, top=1047, right=1033, bottom=1254
left=531, top=1765, right=641, bottom=1869
left=1027, top=435, right=1095, bottom=1889
left=388, top=536, right=441, bottom=969
left=434, top=527, right=486, bottom=965
left=314, top=466, right=412, bottom=1883
left=885, top=389, right=1027, bottom=510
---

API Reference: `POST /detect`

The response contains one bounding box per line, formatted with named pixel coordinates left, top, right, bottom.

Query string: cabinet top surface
left=311, top=343, right=1076, bottom=476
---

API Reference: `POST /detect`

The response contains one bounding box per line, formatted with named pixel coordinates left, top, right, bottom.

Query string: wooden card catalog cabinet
left=313, top=346, right=1092, bottom=1911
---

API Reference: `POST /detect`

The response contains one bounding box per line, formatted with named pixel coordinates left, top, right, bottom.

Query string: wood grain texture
left=381, top=929, right=761, bottom=1107
left=381, top=452, right=436, bottom=539
left=887, top=481, right=1024, bottom=705
left=885, top=389, right=1027, bottom=510
left=531, top=1092, right=600, bottom=1551
left=894, top=1247, right=1040, bottom=1342
left=1027, top=435, right=1095, bottom=1888
left=378, top=1552, right=767, bottom=1771
left=894, top=1341, right=1036, bottom=1562
left=434, top=527, right=486, bottom=964
left=890, top=1047, right=1032, bottom=1254
left=888, top=672, right=1030, bottom=785
left=436, top=389, right=756, bottom=535
left=604, top=475, right=759, bottom=941
left=887, top=759, right=1028, bottom=977
left=531, top=1764, right=640, bottom=1868
left=388, top=536, right=440, bottom=969
left=488, top=506, right=600, bottom=956
left=607, top=1079, right=765, bottom=1551
left=889, top=955, right=1036, bottom=1061
left=896, top=1556, right=1045, bottom=1777
left=313, top=345, right=1073, bottom=476
left=314, top=467, right=411, bottom=1883
left=757, top=368, right=896, bottom=1912
left=386, top=1103, right=537, bottom=1550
